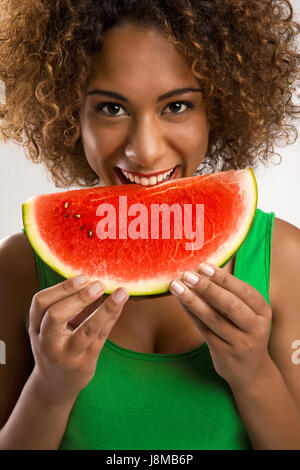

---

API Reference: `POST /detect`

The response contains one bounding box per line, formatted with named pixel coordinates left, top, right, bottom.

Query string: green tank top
left=22, top=207, right=275, bottom=450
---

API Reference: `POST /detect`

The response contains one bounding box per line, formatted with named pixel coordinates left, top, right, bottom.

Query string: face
left=79, top=22, right=210, bottom=187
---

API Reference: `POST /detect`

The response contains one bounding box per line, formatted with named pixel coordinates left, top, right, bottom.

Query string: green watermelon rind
left=22, top=168, right=257, bottom=296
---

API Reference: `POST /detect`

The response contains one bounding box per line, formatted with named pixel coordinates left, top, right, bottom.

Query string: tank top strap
left=233, top=208, right=275, bottom=307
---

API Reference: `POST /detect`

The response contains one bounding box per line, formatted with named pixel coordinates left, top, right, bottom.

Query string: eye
left=95, top=102, right=127, bottom=117
left=94, top=100, right=194, bottom=117
left=164, top=101, right=194, bottom=114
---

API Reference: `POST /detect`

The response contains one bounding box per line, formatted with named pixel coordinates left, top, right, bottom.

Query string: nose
left=124, top=115, right=167, bottom=168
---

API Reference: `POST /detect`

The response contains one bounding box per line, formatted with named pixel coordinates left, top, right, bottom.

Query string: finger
left=39, top=280, right=106, bottom=338
left=169, top=280, right=237, bottom=344
left=67, top=287, right=129, bottom=354
left=30, top=274, right=90, bottom=334
left=198, top=263, right=271, bottom=317
left=67, top=296, right=107, bottom=330
left=182, top=307, right=227, bottom=351
left=180, top=270, right=255, bottom=332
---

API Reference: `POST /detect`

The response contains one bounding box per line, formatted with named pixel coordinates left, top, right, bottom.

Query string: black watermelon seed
left=80, top=225, right=85, bottom=230
left=64, top=213, right=69, bottom=218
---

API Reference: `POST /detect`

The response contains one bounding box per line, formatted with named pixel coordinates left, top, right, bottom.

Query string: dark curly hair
left=0, top=0, right=299, bottom=188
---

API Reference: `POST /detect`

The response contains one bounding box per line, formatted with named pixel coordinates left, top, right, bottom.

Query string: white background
left=0, top=1, right=299, bottom=240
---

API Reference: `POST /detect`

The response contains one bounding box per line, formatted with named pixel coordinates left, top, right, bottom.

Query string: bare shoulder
left=0, top=231, right=40, bottom=326
left=269, top=216, right=300, bottom=313
left=0, top=231, right=39, bottom=429
left=268, top=217, right=300, bottom=411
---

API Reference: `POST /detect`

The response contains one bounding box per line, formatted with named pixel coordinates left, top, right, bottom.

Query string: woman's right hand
left=27, top=275, right=129, bottom=405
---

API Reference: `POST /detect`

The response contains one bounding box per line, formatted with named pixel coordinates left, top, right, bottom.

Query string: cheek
left=171, top=116, right=210, bottom=175
left=173, top=118, right=210, bottom=156
left=80, top=121, right=116, bottom=168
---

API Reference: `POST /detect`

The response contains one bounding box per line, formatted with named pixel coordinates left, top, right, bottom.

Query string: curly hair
left=0, top=0, right=299, bottom=188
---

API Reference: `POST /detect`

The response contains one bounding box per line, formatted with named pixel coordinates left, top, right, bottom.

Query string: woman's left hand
left=169, top=262, right=273, bottom=390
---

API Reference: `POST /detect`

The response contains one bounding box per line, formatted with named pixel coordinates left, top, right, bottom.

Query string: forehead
left=87, top=23, right=198, bottom=91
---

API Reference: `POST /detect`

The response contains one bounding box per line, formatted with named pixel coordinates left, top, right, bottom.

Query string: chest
left=108, top=302, right=206, bottom=354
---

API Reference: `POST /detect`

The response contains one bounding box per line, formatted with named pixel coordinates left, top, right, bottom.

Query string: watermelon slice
left=22, top=168, right=257, bottom=296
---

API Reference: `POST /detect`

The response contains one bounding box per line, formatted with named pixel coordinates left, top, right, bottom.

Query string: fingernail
left=88, top=282, right=103, bottom=296
left=112, top=288, right=129, bottom=303
left=183, top=271, right=199, bottom=286
left=73, top=274, right=88, bottom=287
left=170, top=280, right=185, bottom=295
left=199, top=263, right=215, bottom=277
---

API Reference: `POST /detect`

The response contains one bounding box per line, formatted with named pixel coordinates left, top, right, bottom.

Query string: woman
left=0, top=0, right=300, bottom=450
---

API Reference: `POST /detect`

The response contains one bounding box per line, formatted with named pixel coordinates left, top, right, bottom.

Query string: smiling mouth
left=114, top=165, right=180, bottom=187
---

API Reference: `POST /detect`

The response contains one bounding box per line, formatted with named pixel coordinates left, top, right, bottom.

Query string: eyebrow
left=85, top=87, right=202, bottom=103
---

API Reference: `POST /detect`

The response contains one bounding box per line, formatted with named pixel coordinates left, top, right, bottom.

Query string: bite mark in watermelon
left=22, top=169, right=258, bottom=296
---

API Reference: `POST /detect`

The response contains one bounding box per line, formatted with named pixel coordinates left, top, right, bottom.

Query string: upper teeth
left=120, top=168, right=174, bottom=186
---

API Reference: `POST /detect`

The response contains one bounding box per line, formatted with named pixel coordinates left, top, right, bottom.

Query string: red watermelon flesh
left=22, top=168, right=257, bottom=296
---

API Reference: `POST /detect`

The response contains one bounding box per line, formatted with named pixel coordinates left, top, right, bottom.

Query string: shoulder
left=267, top=216, right=300, bottom=411
left=0, top=232, right=38, bottom=428
left=272, top=215, right=300, bottom=242
left=269, top=216, right=300, bottom=314
left=271, top=215, right=300, bottom=266
left=0, top=231, right=40, bottom=327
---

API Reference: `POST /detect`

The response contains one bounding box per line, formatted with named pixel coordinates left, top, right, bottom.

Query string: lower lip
left=114, top=165, right=180, bottom=187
